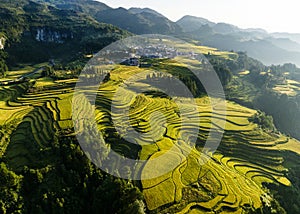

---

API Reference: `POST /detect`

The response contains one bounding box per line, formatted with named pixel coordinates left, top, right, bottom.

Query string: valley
left=1, top=0, right=300, bottom=214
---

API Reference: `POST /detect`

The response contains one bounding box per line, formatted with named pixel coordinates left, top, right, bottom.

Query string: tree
left=91, top=176, right=144, bottom=214
left=0, top=50, right=8, bottom=77
left=0, top=163, right=23, bottom=213
left=249, top=111, right=276, bottom=131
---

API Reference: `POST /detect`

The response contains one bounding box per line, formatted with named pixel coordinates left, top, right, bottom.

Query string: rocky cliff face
left=0, top=37, right=5, bottom=49
left=35, top=28, right=74, bottom=43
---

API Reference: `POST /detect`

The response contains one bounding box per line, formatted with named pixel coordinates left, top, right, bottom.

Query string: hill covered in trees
left=0, top=0, right=130, bottom=68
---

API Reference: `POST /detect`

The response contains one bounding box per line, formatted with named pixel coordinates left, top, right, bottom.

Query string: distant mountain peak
left=176, top=15, right=215, bottom=32
left=178, top=15, right=214, bottom=23
left=128, top=7, right=164, bottom=17
left=95, top=6, right=182, bottom=35
left=213, top=22, right=239, bottom=34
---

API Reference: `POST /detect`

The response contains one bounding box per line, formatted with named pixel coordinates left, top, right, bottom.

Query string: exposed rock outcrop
left=35, top=28, right=74, bottom=43
left=0, top=37, right=5, bottom=49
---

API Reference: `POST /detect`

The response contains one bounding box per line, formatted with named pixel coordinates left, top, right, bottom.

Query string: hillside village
left=120, top=43, right=201, bottom=67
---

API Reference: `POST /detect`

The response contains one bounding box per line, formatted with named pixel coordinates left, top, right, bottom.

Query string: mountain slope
left=33, top=1, right=183, bottom=35
left=34, top=0, right=111, bottom=16
left=128, top=7, right=165, bottom=17
left=176, top=15, right=215, bottom=32
left=0, top=0, right=129, bottom=64
left=94, top=7, right=183, bottom=35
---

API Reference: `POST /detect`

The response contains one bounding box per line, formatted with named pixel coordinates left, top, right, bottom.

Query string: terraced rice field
left=1, top=65, right=299, bottom=213
left=0, top=71, right=75, bottom=169
left=163, top=39, right=238, bottom=60
left=81, top=66, right=298, bottom=213
left=273, top=79, right=300, bottom=96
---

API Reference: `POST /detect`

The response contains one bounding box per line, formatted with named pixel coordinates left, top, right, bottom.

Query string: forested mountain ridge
left=30, top=0, right=183, bottom=35
left=33, top=0, right=111, bottom=16
left=0, top=0, right=130, bottom=67
left=94, top=7, right=183, bottom=35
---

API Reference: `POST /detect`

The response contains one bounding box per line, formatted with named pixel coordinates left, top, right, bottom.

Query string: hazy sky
left=97, top=0, right=300, bottom=33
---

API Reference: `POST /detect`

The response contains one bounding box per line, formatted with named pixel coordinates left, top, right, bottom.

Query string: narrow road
left=0, top=66, right=45, bottom=86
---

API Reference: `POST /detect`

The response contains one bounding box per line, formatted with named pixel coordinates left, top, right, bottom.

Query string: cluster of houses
left=120, top=44, right=201, bottom=68
left=122, top=56, right=156, bottom=68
